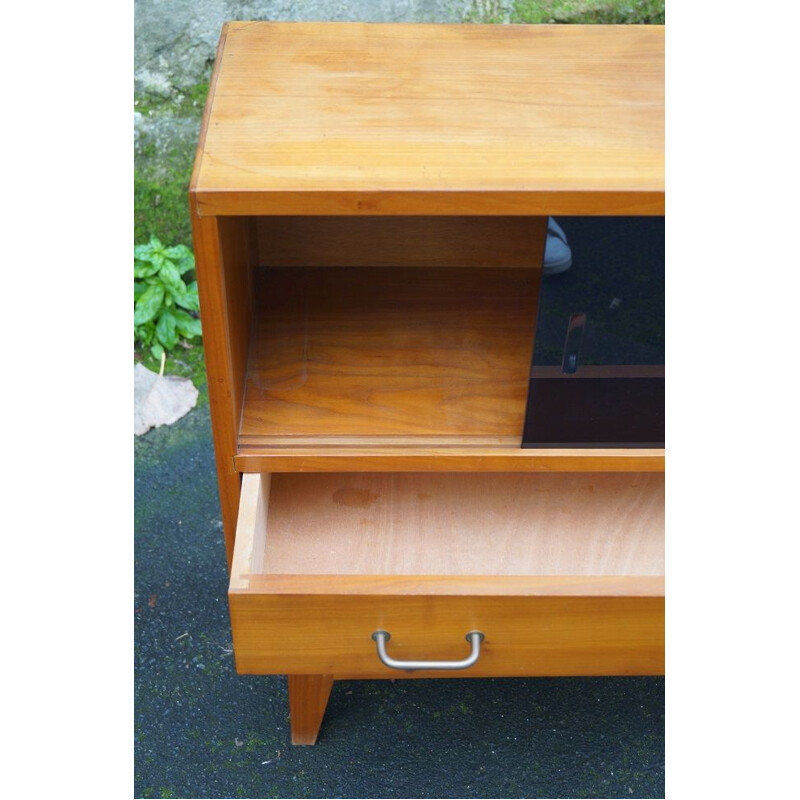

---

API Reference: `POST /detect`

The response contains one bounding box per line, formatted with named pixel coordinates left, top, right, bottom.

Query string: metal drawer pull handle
left=371, top=630, right=485, bottom=672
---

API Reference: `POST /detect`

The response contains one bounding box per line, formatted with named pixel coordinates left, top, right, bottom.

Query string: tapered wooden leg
left=288, top=674, right=334, bottom=745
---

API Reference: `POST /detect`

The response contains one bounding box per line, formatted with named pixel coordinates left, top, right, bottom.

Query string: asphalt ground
left=134, top=404, right=664, bottom=799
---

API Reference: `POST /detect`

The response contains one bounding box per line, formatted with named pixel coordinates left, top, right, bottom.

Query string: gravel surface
left=134, top=407, right=665, bottom=798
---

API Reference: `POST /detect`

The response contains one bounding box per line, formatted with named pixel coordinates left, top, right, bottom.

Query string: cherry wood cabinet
left=190, top=21, right=664, bottom=745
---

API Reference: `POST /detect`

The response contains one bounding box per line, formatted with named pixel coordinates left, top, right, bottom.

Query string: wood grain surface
left=243, top=574, right=664, bottom=598
left=287, top=674, right=334, bottom=745
left=229, top=592, right=664, bottom=677
left=189, top=210, right=256, bottom=567
left=258, top=472, right=664, bottom=578
left=233, top=447, right=665, bottom=473
left=229, top=472, right=270, bottom=591
left=192, top=21, right=668, bottom=701
left=256, top=216, right=547, bottom=268
left=240, top=266, right=540, bottom=442
left=192, top=22, right=664, bottom=216
left=228, top=472, right=664, bottom=676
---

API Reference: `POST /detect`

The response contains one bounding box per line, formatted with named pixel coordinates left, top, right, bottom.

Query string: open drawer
left=229, top=473, right=664, bottom=679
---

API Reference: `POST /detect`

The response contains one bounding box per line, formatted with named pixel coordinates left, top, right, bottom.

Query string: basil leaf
left=174, top=281, right=200, bottom=311
left=164, top=244, right=191, bottom=261
left=133, top=283, right=165, bottom=325
left=134, top=258, right=159, bottom=278
left=172, top=309, right=202, bottom=339
left=135, top=323, right=153, bottom=344
left=156, top=309, right=178, bottom=350
left=159, top=259, right=186, bottom=293
left=176, top=252, right=195, bottom=276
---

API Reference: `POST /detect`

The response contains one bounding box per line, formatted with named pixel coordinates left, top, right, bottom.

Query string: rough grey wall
left=135, top=1, right=474, bottom=95
left=134, top=1, right=488, bottom=245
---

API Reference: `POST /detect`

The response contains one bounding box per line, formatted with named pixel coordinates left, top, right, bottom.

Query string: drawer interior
left=229, top=471, right=664, bottom=677
left=231, top=472, right=664, bottom=588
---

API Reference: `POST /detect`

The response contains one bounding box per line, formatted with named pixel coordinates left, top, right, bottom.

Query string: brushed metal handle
left=371, top=630, right=485, bottom=672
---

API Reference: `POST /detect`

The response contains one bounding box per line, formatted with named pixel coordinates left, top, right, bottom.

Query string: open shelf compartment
left=222, top=215, right=664, bottom=472
left=240, top=264, right=539, bottom=446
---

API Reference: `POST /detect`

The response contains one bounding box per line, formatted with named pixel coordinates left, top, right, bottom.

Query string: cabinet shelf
left=235, top=264, right=664, bottom=472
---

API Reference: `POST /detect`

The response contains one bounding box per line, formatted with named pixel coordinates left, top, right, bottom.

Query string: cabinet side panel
left=190, top=207, right=255, bottom=567
left=218, top=216, right=256, bottom=419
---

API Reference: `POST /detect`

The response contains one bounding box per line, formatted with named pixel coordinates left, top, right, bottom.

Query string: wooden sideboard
left=190, top=21, right=665, bottom=745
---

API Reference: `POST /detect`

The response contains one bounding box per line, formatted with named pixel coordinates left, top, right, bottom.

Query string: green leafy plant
left=509, top=0, right=664, bottom=24
left=463, top=0, right=508, bottom=23
left=134, top=236, right=202, bottom=359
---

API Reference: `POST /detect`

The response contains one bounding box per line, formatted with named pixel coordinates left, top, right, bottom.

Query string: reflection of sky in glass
left=532, top=217, right=665, bottom=368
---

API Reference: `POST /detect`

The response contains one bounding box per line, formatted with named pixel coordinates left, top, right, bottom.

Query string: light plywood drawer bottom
left=228, top=473, right=664, bottom=679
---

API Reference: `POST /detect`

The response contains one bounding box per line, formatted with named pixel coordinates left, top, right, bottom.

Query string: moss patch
left=134, top=81, right=208, bottom=247
left=134, top=114, right=198, bottom=246
left=463, top=0, right=665, bottom=23
left=135, top=82, right=209, bottom=117
left=511, top=0, right=665, bottom=23
left=134, top=170, right=193, bottom=248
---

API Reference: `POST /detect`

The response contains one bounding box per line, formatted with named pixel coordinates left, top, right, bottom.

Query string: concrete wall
left=135, top=1, right=475, bottom=96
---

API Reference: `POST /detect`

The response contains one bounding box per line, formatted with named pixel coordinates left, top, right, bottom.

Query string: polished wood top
left=191, top=22, right=664, bottom=216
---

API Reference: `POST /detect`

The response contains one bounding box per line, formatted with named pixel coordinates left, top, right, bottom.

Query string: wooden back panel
left=256, top=216, right=547, bottom=268
left=240, top=265, right=540, bottom=443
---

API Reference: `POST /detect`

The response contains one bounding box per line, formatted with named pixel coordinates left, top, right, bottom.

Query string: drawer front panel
left=229, top=592, right=664, bottom=678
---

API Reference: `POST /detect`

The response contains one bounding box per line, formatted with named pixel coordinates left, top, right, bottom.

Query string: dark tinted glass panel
left=522, top=217, right=664, bottom=448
